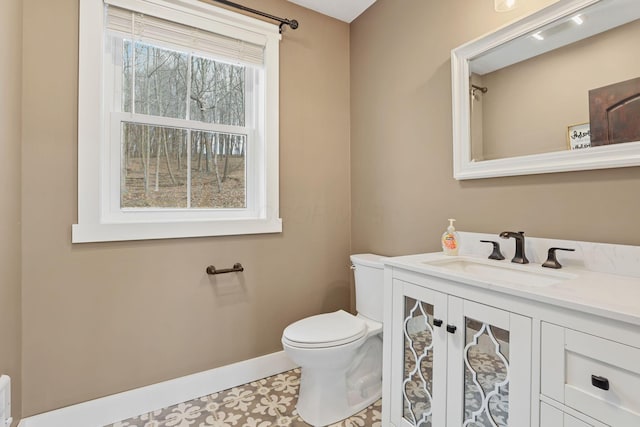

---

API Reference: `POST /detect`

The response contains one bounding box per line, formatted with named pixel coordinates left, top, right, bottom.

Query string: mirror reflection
left=469, top=0, right=640, bottom=162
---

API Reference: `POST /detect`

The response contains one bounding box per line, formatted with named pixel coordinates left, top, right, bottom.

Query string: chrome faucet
left=499, top=231, right=529, bottom=264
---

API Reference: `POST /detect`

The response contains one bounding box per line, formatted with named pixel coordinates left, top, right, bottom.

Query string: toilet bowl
left=281, top=254, right=385, bottom=426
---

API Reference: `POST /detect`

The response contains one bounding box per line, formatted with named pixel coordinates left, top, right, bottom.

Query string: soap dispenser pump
left=441, top=218, right=460, bottom=256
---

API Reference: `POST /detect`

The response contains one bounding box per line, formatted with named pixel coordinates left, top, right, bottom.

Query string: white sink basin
left=422, top=257, right=575, bottom=287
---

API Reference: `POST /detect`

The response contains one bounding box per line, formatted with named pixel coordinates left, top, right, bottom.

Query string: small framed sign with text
left=567, top=123, right=591, bottom=150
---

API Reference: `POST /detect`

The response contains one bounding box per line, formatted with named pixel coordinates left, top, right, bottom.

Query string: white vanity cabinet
left=383, top=233, right=640, bottom=427
left=387, top=271, right=532, bottom=427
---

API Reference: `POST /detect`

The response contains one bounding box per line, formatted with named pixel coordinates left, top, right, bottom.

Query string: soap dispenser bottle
left=441, top=218, right=460, bottom=256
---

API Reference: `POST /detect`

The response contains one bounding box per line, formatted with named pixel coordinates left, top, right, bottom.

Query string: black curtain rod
left=208, top=0, right=299, bottom=33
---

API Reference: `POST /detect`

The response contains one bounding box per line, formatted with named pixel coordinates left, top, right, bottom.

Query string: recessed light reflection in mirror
left=530, top=14, right=588, bottom=42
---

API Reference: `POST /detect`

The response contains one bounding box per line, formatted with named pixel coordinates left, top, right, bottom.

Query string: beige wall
left=21, top=0, right=350, bottom=416
left=0, top=0, right=23, bottom=424
left=350, top=0, right=640, bottom=257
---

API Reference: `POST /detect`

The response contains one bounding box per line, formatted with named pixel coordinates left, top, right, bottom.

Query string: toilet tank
left=350, top=253, right=386, bottom=323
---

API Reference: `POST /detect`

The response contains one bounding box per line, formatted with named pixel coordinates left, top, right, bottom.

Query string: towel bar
left=206, top=263, right=244, bottom=275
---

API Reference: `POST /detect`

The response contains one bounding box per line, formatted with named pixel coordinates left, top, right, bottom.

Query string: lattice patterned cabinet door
left=463, top=317, right=510, bottom=426
left=391, top=280, right=448, bottom=427
left=402, top=295, right=436, bottom=426
left=389, top=282, right=531, bottom=427
left=448, top=298, right=532, bottom=427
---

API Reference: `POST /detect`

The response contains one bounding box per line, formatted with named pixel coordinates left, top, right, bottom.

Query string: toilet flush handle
left=350, top=264, right=356, bottom=270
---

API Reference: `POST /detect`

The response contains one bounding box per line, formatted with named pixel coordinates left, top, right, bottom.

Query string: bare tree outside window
left=120, top=41, right=247, bottom=210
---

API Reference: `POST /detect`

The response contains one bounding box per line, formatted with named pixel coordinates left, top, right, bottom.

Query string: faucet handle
left=542, top=247, right=575, bottom=269
left=480, top=240, right=505, bottom=260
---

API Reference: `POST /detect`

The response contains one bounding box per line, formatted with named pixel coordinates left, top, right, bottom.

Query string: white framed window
left=73, top=0, right=282, bottom=243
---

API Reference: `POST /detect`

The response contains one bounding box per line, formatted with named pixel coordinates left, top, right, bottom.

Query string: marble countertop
left=384, top=232, right=640, bottom=327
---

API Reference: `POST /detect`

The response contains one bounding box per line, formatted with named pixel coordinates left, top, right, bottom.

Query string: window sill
left=71, top=218, right=282, bottom=243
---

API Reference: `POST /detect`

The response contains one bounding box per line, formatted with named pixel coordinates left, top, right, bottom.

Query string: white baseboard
left=18, top=351, right=296, bottom=427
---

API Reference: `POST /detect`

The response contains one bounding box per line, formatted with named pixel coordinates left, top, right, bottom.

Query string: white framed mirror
left=451, top=0, right=640, bottom=180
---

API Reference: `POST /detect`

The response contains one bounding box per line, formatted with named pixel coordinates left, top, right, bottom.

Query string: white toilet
left=281, top=254, right=385, bottom=426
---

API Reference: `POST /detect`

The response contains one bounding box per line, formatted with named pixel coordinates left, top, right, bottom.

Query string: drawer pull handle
left=446, top=324, right=457, bottom=334
left=433, top=319, right=443, bottom=327
left=591, top=375, right=610, bottom=391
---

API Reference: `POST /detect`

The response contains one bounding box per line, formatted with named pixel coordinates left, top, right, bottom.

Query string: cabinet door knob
left=433, top=319, right=443, bottom=327
left=446, top=324, right=457, bottom=334
left=591, top=375, right=610, bottom=391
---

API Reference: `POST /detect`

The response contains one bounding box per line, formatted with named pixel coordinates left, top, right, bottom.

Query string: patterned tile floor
left=107, top=368, right=382, bottom=427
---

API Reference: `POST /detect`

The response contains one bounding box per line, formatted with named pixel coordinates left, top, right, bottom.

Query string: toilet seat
left=282, top=310, right=366, bottom=348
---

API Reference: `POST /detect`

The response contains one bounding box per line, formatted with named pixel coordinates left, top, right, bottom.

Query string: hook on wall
left=471, top=84, right=488, bottom=101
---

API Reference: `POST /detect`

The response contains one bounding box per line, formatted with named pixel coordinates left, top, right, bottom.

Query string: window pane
left=190, top=131, right=246, bottom=208
left=121, top=123, right=188, bottom=208
left=122, top=40, right=132, bottom=113
left=124, top=41, right=188, bottom=119
left=190, top=56, right=245, bottom=125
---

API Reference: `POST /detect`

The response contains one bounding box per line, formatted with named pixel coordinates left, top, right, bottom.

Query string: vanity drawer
left=540, top=402, right=602, bottom=427
left=542, top=323, right=640, bottom=425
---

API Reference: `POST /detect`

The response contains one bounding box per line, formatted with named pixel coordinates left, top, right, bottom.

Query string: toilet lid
left=283, top=310, right=367, bottom=348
